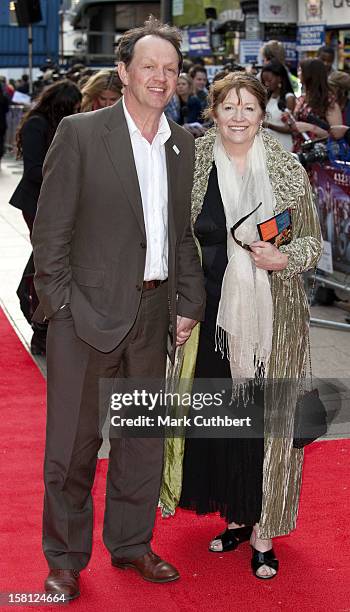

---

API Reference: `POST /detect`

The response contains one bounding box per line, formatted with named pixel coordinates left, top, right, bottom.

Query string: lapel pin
left=172, top=144, right=180, bottom=155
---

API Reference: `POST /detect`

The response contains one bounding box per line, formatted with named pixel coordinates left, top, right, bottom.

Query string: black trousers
left=43, top=282, right=169, bottom=569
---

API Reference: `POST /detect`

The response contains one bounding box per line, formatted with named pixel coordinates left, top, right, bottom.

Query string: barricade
left=306, top=141, right=350, bottom=331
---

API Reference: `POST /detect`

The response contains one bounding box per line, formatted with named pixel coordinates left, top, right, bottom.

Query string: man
left=189, top=64, right=209, bottom=112
left=17, top=74, right=30, bottom=94
left=317, top=45, right=335, bottom=74
left=32, top=18, right=205, bottom=600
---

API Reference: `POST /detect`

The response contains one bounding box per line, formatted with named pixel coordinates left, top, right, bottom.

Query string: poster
left=298, top=0, right=350, bottom=27
left=297, top=24, right=326, bottom=51
left=188, top=27, right=211, bottom=57
left=259, top=0, right=297, bottom=23
left=309, top=163, right=350, bottom=274
left=239, top=40, right=262, bottom=65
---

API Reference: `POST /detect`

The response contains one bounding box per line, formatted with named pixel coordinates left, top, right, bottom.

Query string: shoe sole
left=253, top=573, right=278, bottom=580
left=111, top=561, right=180, bottom=583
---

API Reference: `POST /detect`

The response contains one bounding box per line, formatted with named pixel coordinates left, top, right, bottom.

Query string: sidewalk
left=0, top=155, right=349, bottom=437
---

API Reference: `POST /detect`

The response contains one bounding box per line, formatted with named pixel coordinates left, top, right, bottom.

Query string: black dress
left=179, top=164, right=264, bottom=526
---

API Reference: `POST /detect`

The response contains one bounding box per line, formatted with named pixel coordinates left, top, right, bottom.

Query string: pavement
left=0, top=153, right=349, bottom=439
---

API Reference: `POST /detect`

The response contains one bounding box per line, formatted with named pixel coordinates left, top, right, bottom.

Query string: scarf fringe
left=215, top=324, right=268, bottom=406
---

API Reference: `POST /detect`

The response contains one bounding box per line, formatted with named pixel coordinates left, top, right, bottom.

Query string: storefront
left=297, top=0, right=350, bottom=68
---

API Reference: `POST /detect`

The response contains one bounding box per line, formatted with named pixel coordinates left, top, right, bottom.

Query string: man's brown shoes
left=44, top=569, right=80, bottom=601
left=112, top=551, right=180, bottom=583
left=44, top=551, right=179, bottom=598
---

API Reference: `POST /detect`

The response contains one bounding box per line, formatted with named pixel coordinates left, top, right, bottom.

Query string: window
left=9, top=1, right=18, bottom=26
left=115, top=4, right=160, bottom=31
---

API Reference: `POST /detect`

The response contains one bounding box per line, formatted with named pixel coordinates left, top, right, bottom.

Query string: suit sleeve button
left=140, top=242, right=146, bottom=249
left=136, top=284, right=142, bottom=291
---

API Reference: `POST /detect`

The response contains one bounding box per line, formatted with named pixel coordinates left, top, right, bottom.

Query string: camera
left=297, top=139, right=329, bottom=167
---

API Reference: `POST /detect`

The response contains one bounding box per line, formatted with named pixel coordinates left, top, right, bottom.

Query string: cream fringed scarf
left=214, top=133, right=275, bottom=393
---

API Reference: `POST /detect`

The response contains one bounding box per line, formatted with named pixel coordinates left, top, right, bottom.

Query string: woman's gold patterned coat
left=160, top=128, right=322, bottom=538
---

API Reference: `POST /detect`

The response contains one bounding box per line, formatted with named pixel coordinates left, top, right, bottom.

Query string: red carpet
left=0, top=306, right=349, bottom=611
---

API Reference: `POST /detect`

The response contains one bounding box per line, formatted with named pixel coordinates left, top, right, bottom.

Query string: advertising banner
left=259, top=0, right=297, bottom=23
left=283, top=41, right=298, bottom=67
left=239, top=40, right=262, bottom=65
left=310, top=163, right=350, bottom=275
left=298, top=0, right=350, bottom=27
left=188, top=27, right=211, bottom=57
left=297, top=24, right=325, bottom=51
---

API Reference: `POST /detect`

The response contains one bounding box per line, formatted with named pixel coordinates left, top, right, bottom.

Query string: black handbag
left=16, top=252, right=37, bottom=324
left=293, top=337, right=327, bottom=448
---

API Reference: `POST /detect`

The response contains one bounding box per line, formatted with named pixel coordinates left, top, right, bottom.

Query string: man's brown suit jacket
left=32, top=99, right=205, bottom=358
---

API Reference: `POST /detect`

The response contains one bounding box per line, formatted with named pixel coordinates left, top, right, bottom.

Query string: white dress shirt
left=122, top=98, right=171, bottom=281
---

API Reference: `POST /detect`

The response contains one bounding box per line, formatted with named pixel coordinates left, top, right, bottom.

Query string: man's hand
left=176, top=316, right=198, bottom=346
left=250, top=241, right=288, bottom=271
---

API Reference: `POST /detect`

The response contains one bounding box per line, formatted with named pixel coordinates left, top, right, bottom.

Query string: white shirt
left=122, top=98, right=171, bottom=281
left=266, top=97, right=293, bottom=152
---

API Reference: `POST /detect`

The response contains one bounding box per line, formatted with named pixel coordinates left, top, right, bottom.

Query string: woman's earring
left=258, top=121, right=263, bottom=133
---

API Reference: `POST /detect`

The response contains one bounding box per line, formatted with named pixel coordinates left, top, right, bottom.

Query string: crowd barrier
left=308, top=151, right=350, bottom=332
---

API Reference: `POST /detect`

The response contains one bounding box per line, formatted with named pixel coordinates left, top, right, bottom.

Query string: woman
left=9, top=80, right=82, bottom=355
left=328, top=70, right=350, bottom=126
left=80, top=69, right=123, bottom=112
left=260, top=40, right=301, bottom=96
left=161, top=72, right=322, bottom=579
left=261, top=60, right=295, bottom=151
left=292, top=59, right=342, bottom=152
left=0, top=82, right=9, bottom=169
left=176, top=73, right=202, bottom=126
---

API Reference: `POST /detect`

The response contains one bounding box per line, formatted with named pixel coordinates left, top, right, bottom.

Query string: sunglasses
left=230, top=202, right=262, bottom=252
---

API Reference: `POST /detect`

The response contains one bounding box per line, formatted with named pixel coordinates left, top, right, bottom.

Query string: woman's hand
left=249, top=241, right=288, bottom=271
left=294, top=121, right=328, bottom=139
left=329, top=125, right=349, bottom=140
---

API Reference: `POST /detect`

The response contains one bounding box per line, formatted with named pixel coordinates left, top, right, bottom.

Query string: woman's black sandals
left=251, top=547, right=279, bottom=579
left=209, top=526, right=252, bottom=553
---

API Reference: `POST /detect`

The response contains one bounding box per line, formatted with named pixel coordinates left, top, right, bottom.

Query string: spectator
left=176, top=73, right=203, bottom=134
left=317, top=45, right=335, bottom=75
left=182, top=58, right=194, bottom=73
left=0, top=82, right=9, bottom=168
left=0, top=76, right=14, bottom=100
left=81, top=69, right=123, bottom=112
left=261, top=40, right=301, bottom=96
left=17, top=74, right=30, bottom=94
left=76, top=68, right=95, bottom=90
left=189, top=64, right=209, bottom=111
left=261, top=61, right=295, bottom=151
left=9, top=81, right=82, bottom=355
left=261, top=40, right=285, bottom=65
left=328, top=70, right=350, bottom=125
left=164, top=93, right=180, bottom=123
left=292, top=59, right=343, bottom=152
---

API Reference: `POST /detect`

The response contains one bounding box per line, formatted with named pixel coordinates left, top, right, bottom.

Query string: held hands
left=176, top=315, right=198, bottom=346
left=250, top=241, right=288, bottom=271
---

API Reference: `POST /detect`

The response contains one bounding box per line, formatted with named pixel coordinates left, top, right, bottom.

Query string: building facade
left=0, top=0, right=60, bottom=69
